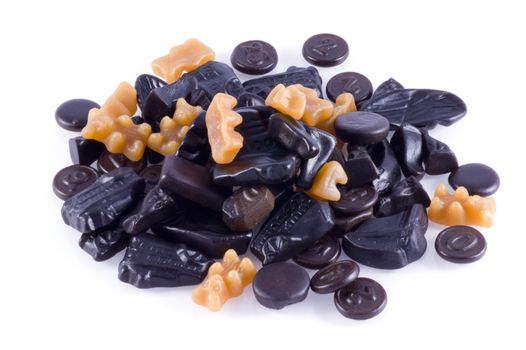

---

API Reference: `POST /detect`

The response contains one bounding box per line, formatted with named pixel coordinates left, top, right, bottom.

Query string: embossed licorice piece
left=361, top=88, right=467, bottom=128
left=296, top=128, right=336, bottom=189
left=334, top=277, right=387, bottom=320
left=79, top=224, right=129, bottom=261
left=135, top=74, right=167, bottom=111
left=370, top=78, right=404, bottom=100
left=302, top=33, right=349, bottom=67
left=222, top=186, right=275, bottom=232
left=345, top=146, right=380, bottom=188
left=231, top=40, right=278, bottom=75
left=435, top=226, right=487, bottom=263
left=330, top=185, right=378, bottom=216
left=293, top=235, right=341, bottom=270
left=421, top=129, right=458, bottom=175
left=250, top=192, right=335, bottom=265
left=390, top=124, right=425, bottom=179
left=53, top=165, right=99, bottom=200
left=326, top=72, right=373, bottom=105
left=268, top=113, right=319, bottom=158
left=342, top=204, right=428, bottom=269
left=243, top=66, right=323, bottom=99
left=61, top=167, right=145, bottom=233
left=175, top=111, right=210, bottom=165
left=368, top=140, right=402, bottom=196
left=310, top=260, right=359, bottom=294
left=118, top=233, right=212, bottom=288
left=375, top=176, right=431, bottom=217
left=69, top=137, right=106, bottom=166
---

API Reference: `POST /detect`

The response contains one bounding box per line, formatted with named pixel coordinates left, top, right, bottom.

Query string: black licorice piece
left=334, top=277, right=387, bottom=320
left=293, top=235, right=341, bottom=270
left=330, top=185, right=378, bottom=216
left=361, top=89, right=467, bottom=128
left=296, top=128, right=336, bottom=189
left=79, top=225, right=129, bottom=261
left=53, top=165, right=99, bottom=200
left=55, top=99, right=100, bottom=131
left=375, top=176, right=431, bottom=217
left=326, top=72, right=373, bottom=105
left=334, top=112, right=390, bottom=146
left=310, top=260, right=360, bottom=294
left=231, top=40, right=278, bottom=75
left=175, top=111, right=211, bottom=165
left=61, top=167, right=145, bottom=233
left=236, top=92, right=266, bottom=107
left=69, top=137, right=105, bottom=166
left=368, top=140, right=402, bottom=196
left=329, top=207, right=374, bottom=237
left=302, top=33, right=349, bottom=67
left=121, top=186, right=178, bottom=235
left=421, top=129, right=458, bottom=175
left=268, top=113, right=319, bottom=158
left=370, top=78, right=404, bottom=100
left=96, top=151, right=146, bottom=174
left=222, top=186, right=275, bottom=232
left=118, top=234, right=212, bottom=288
left=250, top=192, right=334, bottom=265
left=345, top=146, right=379, bottom=188
left=342, top=204, right=428, bottom=269
left=135, top=74, right=167, bottom=111
left=159, top=155, right=229, bottom=211
left=139, top=164, right=162, bottom=193
left=435, top=226, right=487, bottom=263
left=186, top=61, right=245, bottom=101
left=448, top=163, right=500, bottom=197
left=243, top=66, right=323, bottom=99
left=390, top=124, right=425, bottom=179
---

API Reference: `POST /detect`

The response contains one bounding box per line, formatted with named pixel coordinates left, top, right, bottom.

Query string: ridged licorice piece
left=421, top=129, right=458, bottom=175
left=296, top=128, right=336, bottom=189
left=118, top=233, right=212, bottom=288
left=345, top=145, right=379, bottom=188
left=69, top=137, right=106, bottom=166
left=268, top=113, right=319, bottom=159
left=375, top=176, right=431, bottom=217
left=368, top=140, right=402, bottom=196
left=185, top=61, right=245, bottom=103
left=135, top=74, right=167, bottom=111
left=121, top=186, right=178, bottom=235
left=61, top=167, right=145, bottom=233
left=342, top=204, right=428, bottom=269
left=361, top=88, right=467, bottom=128
left=390, top=124, right=425, bottom=179
left=175, top=111, right=211, bottom=165
left=243, top=66, right=322, bottom=99
left=79, top=225, right=129, bottom=261
left=250, top=192, right=334, bottom=265
left=369, top=78, right=404, bottom=100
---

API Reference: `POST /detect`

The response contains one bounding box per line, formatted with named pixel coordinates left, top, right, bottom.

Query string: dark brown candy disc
left=293, top=235, right=341, bottom=269
left=330, top=185, right=378, bottom=216
left=231, top=40, right=278, bottom=75
left=435, top=226, right=487, bottom=263
left=53, top=164, right=99, bottom=200
left=326, top=72, right=373, bottom=106
left=310, top=260, right=359, bottom=294
left=448, top=163, right=500, bottom=197
left=97, top=151, right=146, bottom=174
left=302, top=33, right=349, bottom=67
left=334, top=277, right=387, bottom=320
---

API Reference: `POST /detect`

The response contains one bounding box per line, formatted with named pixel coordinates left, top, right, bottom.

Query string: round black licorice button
left=302, top=33, right=349, bottom=67
left=435, top=226, right=487, bottom=263
left=326, top=72, right=373, bottom=104
left=293, top=235, right=341, bottom=269
left=334, top=112, right=390, bottom=145
left=310, top=260, right=360, bottom=294
left=55, top=99, right=100, bottom=131
left=334, top=277, right=387, bottom=320
left=448, top=163, right=500, bottom=196
left=330, top=185, right=379, bottom=216
left=253, top=262, right=310, bottom=310
left=231, top=40, right=278, bottom=75
left=53, top=164, right=99, bottom=200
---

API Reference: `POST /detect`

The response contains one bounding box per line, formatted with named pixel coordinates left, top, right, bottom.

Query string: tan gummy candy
left=151, top=38, right=215, bottom=83
left=147, top=98, right=202, bottom=156
left=316, top=93, right=357, bottom=135
left=306, top=161, right=348, bottom=201
left=192, top=249, right=256, bottom=312
left=428, top=184, right=497, bottom=228
left=82, top=82, right=151, bottom=161
left=265, top=84, right=334, bottom=126
left=205, top=93, right=244, bottom=164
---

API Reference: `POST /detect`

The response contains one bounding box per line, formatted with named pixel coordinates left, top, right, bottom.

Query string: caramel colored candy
left=147, top=98, right=202, bottom=156
left=192, top=249, right=256, bottom=312
left=306, top=161, right=348, bottom=201
left=205, top=93, right=244, bottom=164
left=82, top=82, right=152, bottom=161
left=151, top=38, right=215, bottom=83
left=316, top=93, right=357, bottom=135
left=265, top=84, right=334, bottom=126
left=428, top=184, right=496, bottom=228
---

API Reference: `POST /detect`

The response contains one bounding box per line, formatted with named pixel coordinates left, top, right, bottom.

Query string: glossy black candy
left=390, top=124, right=425, bottom=179
left=331, top=185, right=378, bottom=216
left=302, top=33, right=349, bottom=67
left=361, top=89, right=467, bottom=128
left=310, top=260, right=360, bottom=294
left=134, top=74, right=167, bottom=111
left=326, top=72, right=373, bottom=106
left=435, top=226, right=487, bottom=263
left=231, top=40, right=278, bottom=75
left=97, top=151, right=146, bottom=174
left=421, top=129, right=458, bottom=175
left=55, top=98, right=100, bottom=131
left=139, top=164, right=162, bottom=193
left=250, top=192, right=334, bottom=265
left=345, top=146, right=379, bottom=188
left=448, top=163, right=500, bottom=196
left=69, top=137, right=105, bottom=166
left=118, top=234, right=212, bottom=288
left=175, top=111, right=211, bottom=166
left=222, top=186, right=275, bottom=232
left=268, top=113, right=319, bottom=158
left=334, top=277, right=387, bottom=320
left=159, top=155, right=229, bottom=212
left=236, top=92, right=266, bottom=107
left=53, top=165, right=99, bottom=200
left=61, top=167, right=145, bottom=233
left=370, top=78, right=404, bottom=100
left=293, top=235, right=341, bottom=270
left=330, top=208, right=374, bottom=237
left=79, top=225, right=129, bottom=261
left=186, top=61, right=245, bottom=101
left=342, top=204, right=428, bottom=269
left=375, top=176, right=431, bottom=217
left=296, top=128, right=336, bottom=189
left=368, top=140, right=402, bottom=196
left=335, top=112, right=390, bottom=146
left=253, top=262, right=310, bottom=310
left=243, top=66, right=323, bottom=99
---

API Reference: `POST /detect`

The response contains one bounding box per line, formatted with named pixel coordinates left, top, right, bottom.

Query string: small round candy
left=140, top=164, right=163, bottom=192
left=334, top=112, right=390, bottom=145
left=231, top=40, right=278, bottom=75
left=435, top=226, right=487, bottom=263
left=326, top=72, right=373, bottom=105
left=330, top=185, right=378, bottom=216
left=53, top=165, right=99, bottom=200
left=253, top=262, right=310, bottom=310
left=293, top=235, right=341, bottom=269
left=302, top=33, right=349, bottom=67
left=448, top=163, right=500, bottom=196
left=334, top=277, right=387, bottom=320
left=97, top=151, right=146, bottom=174
left=55, top=99, right=100, bottom=131
left=310, top=260, right=360, bottom=294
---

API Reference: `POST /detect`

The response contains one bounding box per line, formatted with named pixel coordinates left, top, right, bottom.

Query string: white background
left=1, top=0, right=525, bottom=349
